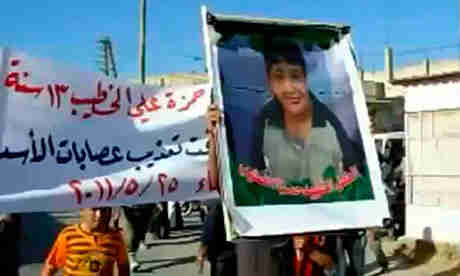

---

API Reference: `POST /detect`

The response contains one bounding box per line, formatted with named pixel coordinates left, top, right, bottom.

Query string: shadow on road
left=137, top=256, right=197, bottom=273
left=432, top=263, right=460, bottom=276
left=369, top=239, right=437, bottom=275
left=364, top=255, right=403, bottom=274
left=178, top=223, right=203, bottom=231
left=167, top=231, right=201, bottom=239
left=146, top=237, right=201, bottom=247
left=140, top=256, right=196, bottom=264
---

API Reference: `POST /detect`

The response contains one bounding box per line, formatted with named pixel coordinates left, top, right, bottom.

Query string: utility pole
left=96, top=36, right=118, bottom=78
left=139, top=0, right=146, bottom=84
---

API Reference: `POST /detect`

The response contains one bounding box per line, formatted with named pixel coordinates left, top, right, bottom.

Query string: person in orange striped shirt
left=40, top=207, right=130, bottom=276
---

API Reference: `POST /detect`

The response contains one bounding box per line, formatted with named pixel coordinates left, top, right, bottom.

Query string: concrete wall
left=395, top=59, right=460, bottom=78
left=363, top=81, right=385, bottom=98
left=406, top=205, right=460, bottom=243
left=368, top=97, right=404, bottom=133
left=406, top=109, right=460, bottom=242
left=364, top=59, right=460, bottom=82
left=145, top=73, right=209, bottom=87
left=363, top=59, right=460, bottom=98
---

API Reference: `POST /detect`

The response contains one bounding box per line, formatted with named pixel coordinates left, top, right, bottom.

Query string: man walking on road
left=198, top=200, right=236, bottom=276
left=40, top=207, right=130, bottom=276
left=196, top=105, right=236, bottom=276
left=121, top=203, right=162, bottom=272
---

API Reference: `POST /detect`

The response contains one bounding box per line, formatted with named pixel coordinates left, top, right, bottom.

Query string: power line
left=396, top=43, right=460, bottom=56
left=360, top=42, right=460, bottom=59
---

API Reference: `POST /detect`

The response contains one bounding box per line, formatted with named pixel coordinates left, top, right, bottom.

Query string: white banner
left=0, top=48, right=217, bottom=212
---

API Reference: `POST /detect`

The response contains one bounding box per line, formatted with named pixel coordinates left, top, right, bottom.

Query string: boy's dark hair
left=263, top=39, right=306, bottom=76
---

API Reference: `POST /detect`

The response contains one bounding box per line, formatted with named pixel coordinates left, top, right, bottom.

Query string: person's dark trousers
left=173, top=202, right=184, bottom=229
left=210, top=250, right=237, bottom=276
left=343, top=232, right=366, bottom=276
left=122, top=206, right=155, bottom=252
left=0, top=214, right=21, bottom=276
left=368, top=229, right=389, bottom=270
left=202, top=202, right=236, bottom=276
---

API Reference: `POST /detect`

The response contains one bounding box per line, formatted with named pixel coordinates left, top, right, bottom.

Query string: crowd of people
left=0, top=201, right=177, bottom=276
left=1, top=38, right=396, bottom=276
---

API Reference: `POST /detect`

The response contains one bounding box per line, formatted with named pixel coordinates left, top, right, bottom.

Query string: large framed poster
left=201, top=7, right=390, bottom=237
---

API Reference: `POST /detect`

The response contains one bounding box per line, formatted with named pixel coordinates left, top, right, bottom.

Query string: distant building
left=363, top=49, right=460, bottom=98
left=361, top=48, right=460, bottom=133
left=362, top=78, right=404, bottom=133
left=402, top=70, right=460, bottom=243
left=139, top=72, right=209, bottom=87
left=362, top=47, right=460, bottom=243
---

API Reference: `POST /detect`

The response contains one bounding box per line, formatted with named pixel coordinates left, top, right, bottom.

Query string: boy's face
left=268, top=60, right=309, bottom=116
left=80, top=207, right=111, bottom=231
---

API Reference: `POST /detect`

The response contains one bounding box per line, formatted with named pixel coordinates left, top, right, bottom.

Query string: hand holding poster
left=201, top=9, right=390, bottom=237
left=0, top=48, right=217, bottom=212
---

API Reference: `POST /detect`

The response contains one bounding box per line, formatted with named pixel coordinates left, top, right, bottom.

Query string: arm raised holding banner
left=206, top=104, right=220, bottom=193
left=196, top=104, right=237, bottom=275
